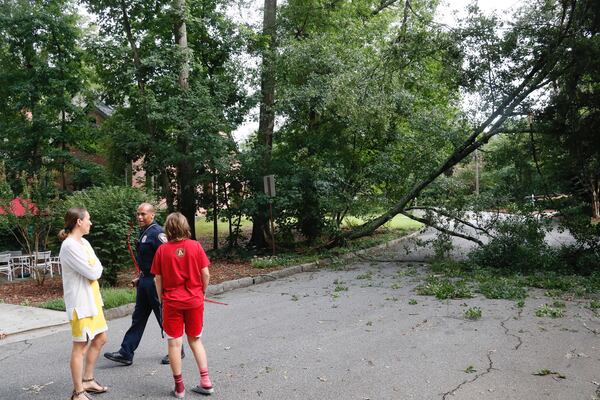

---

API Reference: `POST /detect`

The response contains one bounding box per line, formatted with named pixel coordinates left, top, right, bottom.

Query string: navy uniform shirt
left=136, top=222, right=167, bottom=275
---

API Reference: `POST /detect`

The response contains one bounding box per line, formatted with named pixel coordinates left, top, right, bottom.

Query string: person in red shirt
left=151, top=212, right=214, bottom=398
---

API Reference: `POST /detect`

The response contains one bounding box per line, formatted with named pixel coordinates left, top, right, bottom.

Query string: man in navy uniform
left=104, top=202, right=184, bottom=365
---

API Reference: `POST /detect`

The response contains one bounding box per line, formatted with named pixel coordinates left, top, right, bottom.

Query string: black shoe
left=104, top=351, right=133, bottom=366
left=161, top=349, right=185, bottom=365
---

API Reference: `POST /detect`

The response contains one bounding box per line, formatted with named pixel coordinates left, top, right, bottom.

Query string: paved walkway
left=0, top=302, right=68, bottom=334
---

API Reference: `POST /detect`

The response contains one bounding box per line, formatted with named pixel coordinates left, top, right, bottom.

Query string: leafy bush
left=467, top=206, right=600, bottom=276
left=69, top=159, right=108, bottom=191
left=468, top=218, right=556, bottom=273
left=59, top=186, right=155, bottom=286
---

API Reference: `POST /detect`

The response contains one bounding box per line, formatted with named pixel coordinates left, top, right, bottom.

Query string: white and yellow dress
left=59, top=237, right=108, bottom=342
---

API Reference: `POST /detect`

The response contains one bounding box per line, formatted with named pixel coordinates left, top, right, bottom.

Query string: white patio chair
left=32, top=251, right=53, bottom=278
left=49, top=256, right=61, bottom=276
left=0, top=253, right=13, bottom=281
left=10, top=250, right=31, bottom=278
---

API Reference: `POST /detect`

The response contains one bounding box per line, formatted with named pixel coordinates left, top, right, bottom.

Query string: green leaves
left=0, top=0, right=92, bottom=180
left=60, top=186, right=154, bottom=286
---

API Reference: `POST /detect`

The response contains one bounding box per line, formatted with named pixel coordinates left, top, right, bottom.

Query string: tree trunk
left=176, top=153, right=196, bottom=239
left=249, top=0, right=277, bottom=249
left=173, top=0, right=189, bottom=91
left=120, top=0, right=145, bottom=93
left=173, top=0, right=196, bottom=239
left=161, top=170, right=175, bottom=212
left=591, top=176, right=600, bottom=219
left=213, top=172, right=218, bottom=250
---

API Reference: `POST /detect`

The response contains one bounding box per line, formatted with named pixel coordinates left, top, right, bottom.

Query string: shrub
left=59, top=186, right=155, bottom=286
left=468, top=218, right=555, bottom=273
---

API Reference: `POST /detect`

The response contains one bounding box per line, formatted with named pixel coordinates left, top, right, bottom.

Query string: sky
left=230, top=0, right=523, bottom=143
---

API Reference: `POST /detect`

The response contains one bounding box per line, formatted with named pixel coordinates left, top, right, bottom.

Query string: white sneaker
left=191, top=385, right=214, bottom=395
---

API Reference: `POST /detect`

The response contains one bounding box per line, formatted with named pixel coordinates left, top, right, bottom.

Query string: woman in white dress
left=59, top=208, right=109, bottom=400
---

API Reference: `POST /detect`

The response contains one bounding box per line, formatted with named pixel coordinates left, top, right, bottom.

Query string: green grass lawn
left=342, top=214, right=423, bottom=231
left=194, top=217, right=252, bottom=237
left=37, top=287, right=136, bottom=311
left=195, top=214, right=421, bottom=237
left=251, top=215, right=423, bottom=269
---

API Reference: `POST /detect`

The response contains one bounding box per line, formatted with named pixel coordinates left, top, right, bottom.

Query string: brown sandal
left=70, top=390, right=91, bottom=400
left=82, top=377, right=108, bottom=394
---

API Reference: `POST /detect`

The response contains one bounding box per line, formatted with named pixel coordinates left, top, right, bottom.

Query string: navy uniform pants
left=119, top=276, right=162, bottom=360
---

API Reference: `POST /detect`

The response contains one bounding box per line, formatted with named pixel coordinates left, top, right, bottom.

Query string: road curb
left=105, top=229, right=424, bottom=320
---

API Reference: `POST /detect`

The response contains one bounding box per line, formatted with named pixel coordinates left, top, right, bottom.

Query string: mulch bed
left=0, top=259, right=282, bottom=307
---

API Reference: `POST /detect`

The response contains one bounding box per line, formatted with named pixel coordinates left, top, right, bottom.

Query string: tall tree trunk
left=60, top=110, right=67, bottom=190
left=212, top=172, right=218, bottom=250
left=161, top=170, right=175, bottom=212
left=120, top=0, right=145, bottom=93
left=176, top=146, right=196, bottom=239
left=249, top=0, right=277, bottom=249
left=591, top=175, right=600, bottom=219
left=173, top=0, right=196, bottom=238
left=174, top=0, right=189, bottom=91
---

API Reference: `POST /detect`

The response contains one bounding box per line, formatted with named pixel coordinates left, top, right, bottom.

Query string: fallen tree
left=330, top=0, right=584, bottom=246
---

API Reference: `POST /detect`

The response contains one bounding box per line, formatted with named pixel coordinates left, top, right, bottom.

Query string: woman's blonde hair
left=58, top=207, right=87, bottom=241
left=165, top=212, right=191, bottom=241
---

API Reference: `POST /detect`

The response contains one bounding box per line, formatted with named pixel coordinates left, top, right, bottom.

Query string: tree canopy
left=0, top=0, right=597, bottom=259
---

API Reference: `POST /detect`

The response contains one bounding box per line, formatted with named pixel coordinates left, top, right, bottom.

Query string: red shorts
left=162, top=304, right=204, bottom=339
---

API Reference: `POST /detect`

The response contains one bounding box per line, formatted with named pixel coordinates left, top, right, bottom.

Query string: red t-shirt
left=150, top=239, right=210, bottom=309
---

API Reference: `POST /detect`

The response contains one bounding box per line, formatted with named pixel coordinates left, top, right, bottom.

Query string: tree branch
left=400, top=211, right=485, bottom=246
left=372, top=0, right=401, bottom=16
left=328, top=2, right=576, bottom=247
left=405, top=206, right=496, bottom=238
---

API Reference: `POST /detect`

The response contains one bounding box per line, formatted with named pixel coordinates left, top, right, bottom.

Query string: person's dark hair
left=58, top=207, right=87, bottom=241
left=164, top=212, right=191, bottom=242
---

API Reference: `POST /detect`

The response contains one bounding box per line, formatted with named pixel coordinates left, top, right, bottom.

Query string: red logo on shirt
left=176, top=248, right=185, bottom=257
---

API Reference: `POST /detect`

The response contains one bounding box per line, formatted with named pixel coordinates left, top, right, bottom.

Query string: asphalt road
left=1, top=247, right=599, bottom=400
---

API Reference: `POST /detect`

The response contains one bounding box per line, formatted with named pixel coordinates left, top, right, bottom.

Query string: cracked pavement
left=1, top=246, right=599, bottom=399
